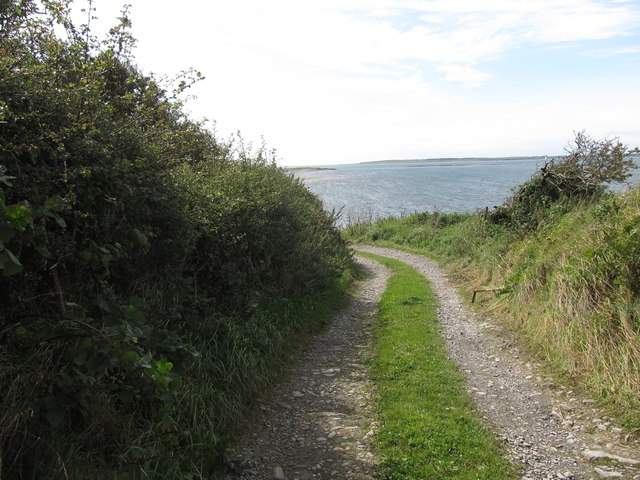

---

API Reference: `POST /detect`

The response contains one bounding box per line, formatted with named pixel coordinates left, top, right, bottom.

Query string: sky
left=79, top=0, right=640, bottom=166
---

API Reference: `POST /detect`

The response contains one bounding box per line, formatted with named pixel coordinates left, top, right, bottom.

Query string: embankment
left=344, top=156, right=640, bottom=429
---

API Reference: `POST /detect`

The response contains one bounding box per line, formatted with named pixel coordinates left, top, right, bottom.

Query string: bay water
left=294, top=157, right=546, bottom=227
left=295, top=156, right=640, bottom=227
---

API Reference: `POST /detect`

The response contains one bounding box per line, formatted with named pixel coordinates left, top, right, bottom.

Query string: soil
left=229, top=247, right=640, bottom=480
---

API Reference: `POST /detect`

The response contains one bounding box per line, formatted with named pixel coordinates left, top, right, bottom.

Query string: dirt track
left=230, top=247, right=640, bottom=479
left=229, top=255, right=389, bottom=479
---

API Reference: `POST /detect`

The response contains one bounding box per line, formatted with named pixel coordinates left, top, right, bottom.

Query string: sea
left=292, top=156, right=640, bottom=227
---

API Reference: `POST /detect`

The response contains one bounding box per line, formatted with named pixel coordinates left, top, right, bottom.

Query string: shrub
left=0, top=2, right=352, bottom=477
left=489, top=132, right=637, bottom=231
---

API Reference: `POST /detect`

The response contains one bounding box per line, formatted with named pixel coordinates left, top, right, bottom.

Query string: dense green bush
left=0, top=2, right=352, bottom=478
left=489, top=132, right=637, bottom=231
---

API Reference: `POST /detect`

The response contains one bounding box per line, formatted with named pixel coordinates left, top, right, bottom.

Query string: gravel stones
left=229, top=246, right=640, bottom=480
left=272, top=466, right=285, bottom=480
left=356, top=245, right=640, bottom=480
left=228, top=255, right=390, bottom=479
left=582, top=450, right=640, bottom=466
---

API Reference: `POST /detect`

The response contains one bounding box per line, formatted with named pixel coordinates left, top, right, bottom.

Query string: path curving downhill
left=229, top=255, right=390, bottom=479
left=356, top=245, right=640, bottom=480
left=230, top=247, right=640, bottom=480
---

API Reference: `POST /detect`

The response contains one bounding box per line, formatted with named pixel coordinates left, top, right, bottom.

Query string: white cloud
left=586, top=46, right=640, bottom=57
left=83, top=0, right=640, bottom=164
left=436, top=64, right=493, bottom=85
left=109, top=0, right=640, bottom=85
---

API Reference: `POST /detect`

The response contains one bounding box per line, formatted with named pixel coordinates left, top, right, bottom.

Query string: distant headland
left=285, top=167, right=337, bottom=171
left=358, top=156, right=550, bottom=165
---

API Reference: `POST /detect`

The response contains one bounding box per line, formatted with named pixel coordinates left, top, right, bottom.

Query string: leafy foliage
left=0, top=1, right=352, bottom=477
left=489, top=132, right=637, bottom=231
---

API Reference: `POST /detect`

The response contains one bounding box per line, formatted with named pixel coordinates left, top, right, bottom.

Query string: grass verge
left=360, top=251, right=517, bottom=480
left=172, top=269, right=358, bottom=474
left=346, top=189, right=640, bottom=429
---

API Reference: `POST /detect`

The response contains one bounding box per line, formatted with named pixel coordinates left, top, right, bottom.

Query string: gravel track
left=230, top=247, right=640, bottom=479
left=356, top=245, right=640, bottom=480
left=229, top=256, right=390, bottom=480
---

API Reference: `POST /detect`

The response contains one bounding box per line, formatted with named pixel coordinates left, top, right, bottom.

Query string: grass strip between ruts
left=359, top=251, right=517, bottom=480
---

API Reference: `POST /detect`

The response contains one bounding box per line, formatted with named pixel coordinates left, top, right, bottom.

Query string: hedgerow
left=488, top=132, right=637, bottom=231
left=0, top=1, right=352, bottom=477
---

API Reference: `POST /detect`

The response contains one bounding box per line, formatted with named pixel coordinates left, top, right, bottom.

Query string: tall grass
left=151, top=270, right=356, bottom=477
left=345, top=188, right=640, bottom=429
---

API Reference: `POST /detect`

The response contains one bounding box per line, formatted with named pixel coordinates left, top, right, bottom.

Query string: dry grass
left=344, top=187, right=640, bottom=429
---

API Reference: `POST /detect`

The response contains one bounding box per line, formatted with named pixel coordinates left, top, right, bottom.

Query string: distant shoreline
left=285, top=167, right=337, bottom=172
left=358, top=156, right=549, bottom=165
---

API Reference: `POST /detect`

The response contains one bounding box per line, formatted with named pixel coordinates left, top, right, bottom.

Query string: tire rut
left=356, top=245, right=640, bottom=480
left=229, top=255, right=390, bottom=480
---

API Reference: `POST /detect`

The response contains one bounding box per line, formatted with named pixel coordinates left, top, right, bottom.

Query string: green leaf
left=43, top=209, right=66, bottom=228
left=138, top=353, right=153, bottom=368
left=124, top=304, right=145, bottom=324
left=124, top=323, right=139, bottom=343
left=54, top=214, right=66, bottom=228
left=0, top=165, right=15, bottom=186
left=122, top=350, right=139, bottom=364
left=156, top=358, right=173, bottom=374
left=1, top=249, right=22, bottom=276
left=132, top=228, right=150, bottom=248
left=129, top=296, right=143, bottom=309
left=44, top=195, right=66, bottom=211
left=6, top=204, right=32, bottom=231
